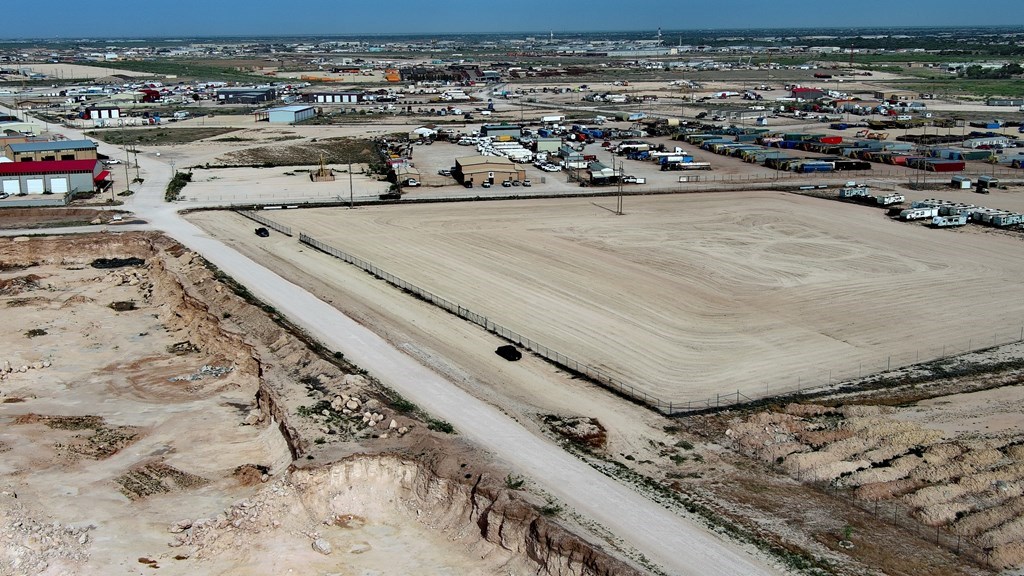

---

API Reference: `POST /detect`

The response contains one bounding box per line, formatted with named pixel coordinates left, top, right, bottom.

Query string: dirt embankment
left=169, top=454, right=641, bottom=576
left=148, top=238, right=643, bottom=574
left=0, top=232, right=645, bottom=575
left=721, top=402, right=1024, bottom=570
left=0, top=208, right=123, bottom=230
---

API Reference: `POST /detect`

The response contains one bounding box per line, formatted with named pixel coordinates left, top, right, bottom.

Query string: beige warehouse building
left=454, top=155, right=525, bottom=185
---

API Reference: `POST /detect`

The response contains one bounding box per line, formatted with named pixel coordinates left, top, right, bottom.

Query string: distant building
left=86, top=106, right=120, bottom=120
left=0, top=121, right=44, bottom=136
left=479, top=124, right=522, bottom=139
left=302, top=91, right=365, bottom=104
left=873, top=90, right=915, bottom=102
left=790, top=87, right=826, bottom=100
left=586, top=161, right=619, bottom=184
left=216, top=87, right=277, bottom=104
left=534, top=137, right=562, bottom=153
left=987, top=97, right=1024, bottom=107
left=4, top=140, right=98, bottom=162
left=453, top=155, right=525, bottom=185
left=265, top=105, right=316, bottom=124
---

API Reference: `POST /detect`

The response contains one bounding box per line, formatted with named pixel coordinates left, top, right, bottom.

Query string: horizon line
left=2, top=24, right=1023, bottom=42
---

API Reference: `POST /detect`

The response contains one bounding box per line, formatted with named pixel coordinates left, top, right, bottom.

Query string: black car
left=255, top=227, right=270, bottom=237
left=464, top=181, right=473, bottom=188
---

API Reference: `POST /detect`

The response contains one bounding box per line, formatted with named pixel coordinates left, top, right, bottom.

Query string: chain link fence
left=843, top=493, right=992, bottom=568
left=297, top=232, right=701, bottom=413
left=236, top=210, right=293, bottom=236
left=232, top=210, right=1024, bottom=417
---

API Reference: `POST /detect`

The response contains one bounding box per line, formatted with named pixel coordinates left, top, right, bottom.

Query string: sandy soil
left=226, top=192, right=1024, bottom=405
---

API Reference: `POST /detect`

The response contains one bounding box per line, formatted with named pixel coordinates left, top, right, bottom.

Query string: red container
left=927, top=160, right=966, bottom=172
left=818, top=136, right=843, bottom=144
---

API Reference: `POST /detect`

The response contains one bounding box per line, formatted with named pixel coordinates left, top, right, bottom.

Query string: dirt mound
left=13, top=414, right=140, bottom=460
left=60, top=294, right=94, bottom=307
left=0, top=274, right=42, bottom=296
left=543, top=415, right=608, bottom=449
left=725, top=402, right=1024, bottom=569
left=215, top=137, right=378, bottom=167
left=115, top=461, right=209, bottom=501
left=233, top=463, right=270, bottom=486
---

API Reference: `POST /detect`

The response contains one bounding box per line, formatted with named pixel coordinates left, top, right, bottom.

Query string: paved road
left=3, top=111, right=782, bottom=576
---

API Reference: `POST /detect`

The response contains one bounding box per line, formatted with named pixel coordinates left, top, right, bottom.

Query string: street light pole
left=348, top=162, right=353, bottom=208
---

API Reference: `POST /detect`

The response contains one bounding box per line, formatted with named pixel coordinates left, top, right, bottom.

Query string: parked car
left=522, top=180, right=532, bottom=187
left=464, top=181, right=473, bottom=188
left=502, top=180, right=513, bottom=187
left=404, top=178, right=421, bottom=187
left=437, top=169, right=452, bottom=176
left=622, top=175, right=638, bottom=183
left=254, top=227, right=270, bottom=237
left=511, top=180, right=520, bottom=186
left=482, top=181, right=492, bottom=188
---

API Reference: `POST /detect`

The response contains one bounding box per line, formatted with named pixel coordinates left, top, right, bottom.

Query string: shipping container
left=925, top=160, right=966, bottom=172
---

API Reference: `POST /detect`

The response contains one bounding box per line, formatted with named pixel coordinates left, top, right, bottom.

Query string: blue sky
left=3, top=0, right=1024, bottom=38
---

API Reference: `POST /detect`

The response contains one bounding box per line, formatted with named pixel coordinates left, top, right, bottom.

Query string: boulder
left=312, top=538, right=332, bottom=555
left=169, top=520, right=193, bottom=533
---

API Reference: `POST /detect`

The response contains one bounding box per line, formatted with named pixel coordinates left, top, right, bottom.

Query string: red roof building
left=0, top=159, right=105, bottom=198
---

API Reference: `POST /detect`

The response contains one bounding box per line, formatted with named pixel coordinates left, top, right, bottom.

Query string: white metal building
left=266, top=105, right=316, bottom=124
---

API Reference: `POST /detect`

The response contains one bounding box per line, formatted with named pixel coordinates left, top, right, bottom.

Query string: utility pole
left=348, top=161, right=353, bottom=208
left=616, top=159, right=624, bottom=215
left=122, top=146, right=131, bottom=200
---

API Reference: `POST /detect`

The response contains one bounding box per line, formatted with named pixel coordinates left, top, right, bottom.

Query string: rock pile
left=167, top=479, right=294, bottom=558
left=0, top=494, right=93, bottom=575
left=106, top=270, right=144, bottom=286
left=0, top=359, right=52, bottom=381
left=310, top=392, right=411, bottom=440
left=168, top=364, right=235, bottom=383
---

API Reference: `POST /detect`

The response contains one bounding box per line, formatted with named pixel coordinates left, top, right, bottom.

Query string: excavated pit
left=0, top=232, right=643, bottom=576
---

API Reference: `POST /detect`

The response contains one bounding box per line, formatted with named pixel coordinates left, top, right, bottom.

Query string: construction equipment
left=855, top=130, right=889, bottom=140
left=310, top=153, right=335, bottom=182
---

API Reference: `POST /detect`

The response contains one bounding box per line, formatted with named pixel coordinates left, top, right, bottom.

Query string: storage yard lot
left=260, top=192, right=1024, bottom=404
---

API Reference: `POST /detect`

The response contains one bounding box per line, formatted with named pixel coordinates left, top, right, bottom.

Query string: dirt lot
left=5, top=63, right=152, bottom=80
left=85, top=127, right=241, bottom=146
left=0, top=232, right=638, bottom=576
left=0, top=208, right=123, bottom=229
left=240, top=192, right=1024, bottom=405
